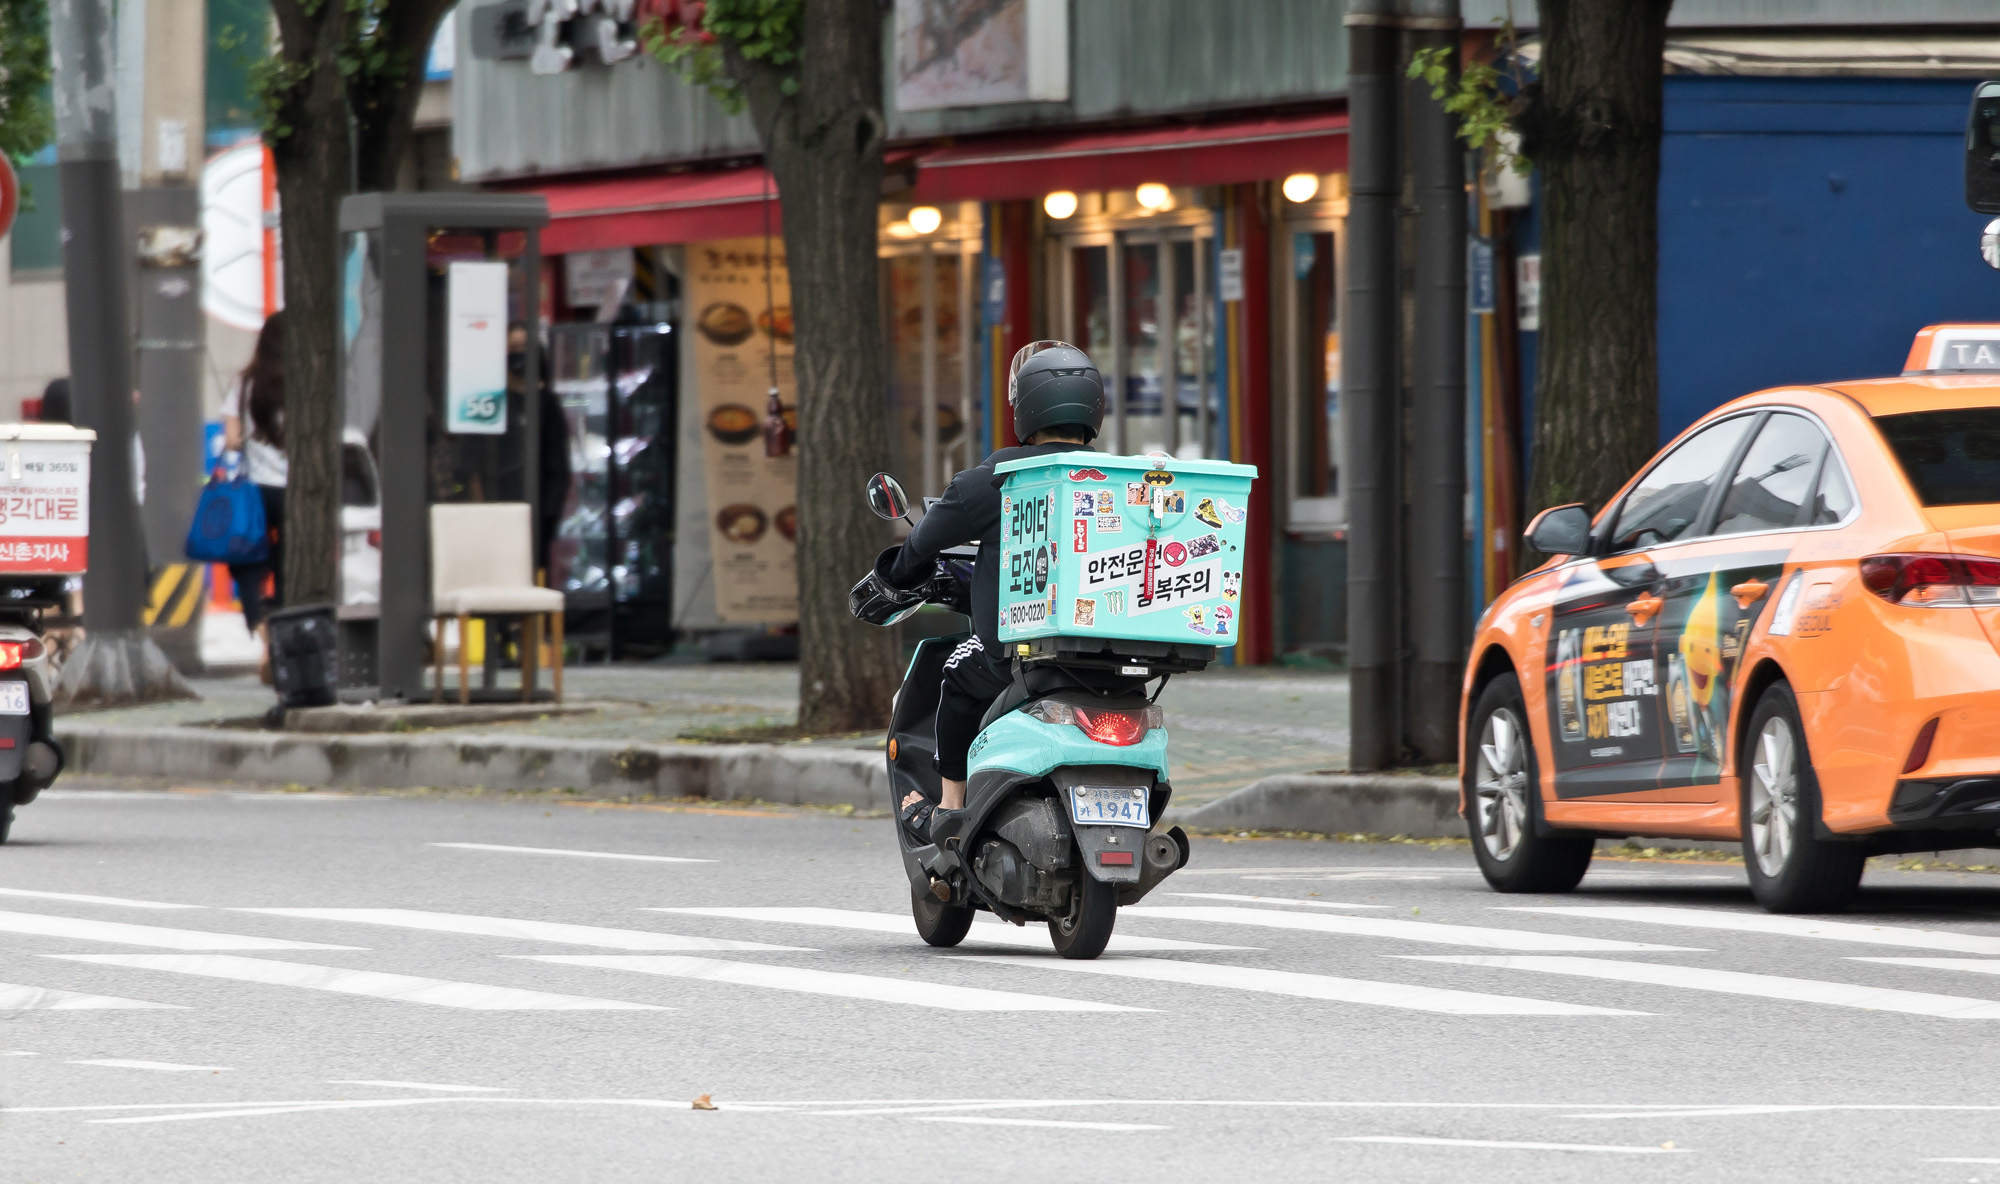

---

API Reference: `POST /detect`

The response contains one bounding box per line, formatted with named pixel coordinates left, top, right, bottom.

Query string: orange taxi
left=1462, top=324, right=2000, bottom=912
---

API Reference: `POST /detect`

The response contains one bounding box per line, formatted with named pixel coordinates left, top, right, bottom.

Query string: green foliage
left=252, top=0, right=433, bottom=144
left=0, top=0, right=54, bottom=167
left=1408, top=28, right=1529, bottom=175
left=640, top=0, right=802, bottom=113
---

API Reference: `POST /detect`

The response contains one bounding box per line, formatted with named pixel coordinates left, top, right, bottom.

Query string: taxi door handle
left=1730, top=579, right=1770, bottom=608
left=1626, top=594, right=1663, bottom=625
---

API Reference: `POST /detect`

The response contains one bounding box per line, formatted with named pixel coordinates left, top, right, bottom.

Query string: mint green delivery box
left=994, top=452, right=1258, bottom=648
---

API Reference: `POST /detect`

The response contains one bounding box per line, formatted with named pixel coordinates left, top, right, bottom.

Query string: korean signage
left=445, top=261, right=509, bottom=435
left=0, top=435, right=91, bottom=574
left=687, top=238, right=798, bottom=624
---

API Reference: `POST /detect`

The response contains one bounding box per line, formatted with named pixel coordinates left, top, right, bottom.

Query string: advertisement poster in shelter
left=687, top=238, right=798, bottom=623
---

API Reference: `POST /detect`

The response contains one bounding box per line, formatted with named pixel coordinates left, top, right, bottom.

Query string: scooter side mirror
left=867, top=473, right=912, bottom=522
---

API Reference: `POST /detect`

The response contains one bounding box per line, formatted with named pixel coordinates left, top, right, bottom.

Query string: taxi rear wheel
left=1467, top=674, right=1593, bottom=893
left=1741, top=682, right=1864, bottom=913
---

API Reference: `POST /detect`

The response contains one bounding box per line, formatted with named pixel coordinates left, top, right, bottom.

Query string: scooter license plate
left=0, top=682, right=28, bottom=715
left=1069, top=785, right=1151, bottom=828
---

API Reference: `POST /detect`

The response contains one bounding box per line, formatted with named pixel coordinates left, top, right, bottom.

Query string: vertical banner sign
left=446, top=261, right=509, bottom=434
left=687, top=238, right=799, bottom=623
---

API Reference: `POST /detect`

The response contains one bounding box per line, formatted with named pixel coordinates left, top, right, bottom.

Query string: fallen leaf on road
left=692, top=1095, right=718, bottom=1111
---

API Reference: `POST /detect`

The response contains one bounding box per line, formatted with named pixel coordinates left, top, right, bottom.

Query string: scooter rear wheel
left=1049, top=873, right=1116, bottom=960
left=911, top=885, right=975, bottom=947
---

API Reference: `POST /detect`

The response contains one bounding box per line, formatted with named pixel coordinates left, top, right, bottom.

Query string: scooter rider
left=871, top=341, right=1107, bottom=848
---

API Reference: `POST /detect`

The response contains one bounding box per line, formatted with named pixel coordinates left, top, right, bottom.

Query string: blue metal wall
left=1657, top=76, right=1997, bottom=442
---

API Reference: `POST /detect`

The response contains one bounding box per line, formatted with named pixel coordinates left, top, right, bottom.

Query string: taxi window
left=1812, top=454, right=1856, bottom=524
left=1876, top=408, right=2000, bottom=506
left=1714, top=413, right=1826, bottom=536
left=1609, top=415, right=1755, bottom=551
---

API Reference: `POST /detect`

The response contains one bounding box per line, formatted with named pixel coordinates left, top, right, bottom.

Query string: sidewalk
left=56, top=661, right=1353, bottom=811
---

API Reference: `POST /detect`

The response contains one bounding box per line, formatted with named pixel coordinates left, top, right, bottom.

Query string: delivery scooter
left=856, top=472, right=1198, bottom=960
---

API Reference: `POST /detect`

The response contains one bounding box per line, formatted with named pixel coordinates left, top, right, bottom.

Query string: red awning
left=532, top=165, right=779, bottom=254
left=910, top=109, right=1347, bottom=203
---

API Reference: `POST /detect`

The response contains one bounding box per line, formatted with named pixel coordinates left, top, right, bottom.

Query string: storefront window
left=885, top=246, right=974, bottom=497
left=1063, top=227, right=1213, bottom=459
left=1286, top=225, right=1342, bottom=531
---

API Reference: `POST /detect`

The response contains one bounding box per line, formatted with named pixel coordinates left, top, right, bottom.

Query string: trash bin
left=267, top=603, right=338, bottom=709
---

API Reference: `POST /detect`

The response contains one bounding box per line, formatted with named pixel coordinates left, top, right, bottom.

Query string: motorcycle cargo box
left=0, top=424, right=95, bottom=576
left=994, top=451, right=1256, bottom=648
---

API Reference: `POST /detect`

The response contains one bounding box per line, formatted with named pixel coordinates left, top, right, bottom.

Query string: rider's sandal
left=898, top=796, right=937, bottom=844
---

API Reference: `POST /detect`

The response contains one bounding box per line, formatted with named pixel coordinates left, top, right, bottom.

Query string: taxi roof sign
left=1905, top=324, right=2000, bottom=374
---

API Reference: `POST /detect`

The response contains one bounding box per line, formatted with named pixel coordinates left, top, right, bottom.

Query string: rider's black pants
left=935, top=635, right=1010, bottom=782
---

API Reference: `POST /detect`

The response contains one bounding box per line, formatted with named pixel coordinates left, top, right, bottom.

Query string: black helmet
left=1009, top=341, right=1104, bottom=443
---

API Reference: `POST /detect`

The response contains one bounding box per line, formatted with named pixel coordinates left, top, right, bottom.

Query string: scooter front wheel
left=1049, top=873, right=1116, bottom=959
left=911, top=885, right=975, bottom=947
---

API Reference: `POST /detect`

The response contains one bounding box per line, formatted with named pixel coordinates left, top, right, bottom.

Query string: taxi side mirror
left=1525, top=503, right=1593, bottom=556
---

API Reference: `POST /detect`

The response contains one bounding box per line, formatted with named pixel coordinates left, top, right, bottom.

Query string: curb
left=55, top=725, right=893, bottom=812
left=1168, top=774, right=1463, bottom=838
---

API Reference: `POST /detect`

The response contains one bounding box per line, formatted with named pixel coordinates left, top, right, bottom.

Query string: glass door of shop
left=1062, top=227, right=1216, bottom=458
left=882, top=241, right=978, bottom=499
left=1284, top=224, right=1342, bottom=533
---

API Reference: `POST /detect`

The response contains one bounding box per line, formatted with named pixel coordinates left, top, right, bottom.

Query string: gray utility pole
left=1342, top=0, right=1467, bottom=770
left=1407, top=0, right=1467, bottom=764
left=49, top=0, right=193, bottom=706
left=1343, top=0, right=1405, bottom=772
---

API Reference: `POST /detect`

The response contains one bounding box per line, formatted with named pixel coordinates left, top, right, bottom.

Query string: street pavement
left=64, top=662, right=1351, bottom=807
left=9, top=784, right=2000, bottom=1180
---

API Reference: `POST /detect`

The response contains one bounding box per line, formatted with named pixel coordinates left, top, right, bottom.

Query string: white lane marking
left=0, top=983, right=181, bottom=1010
left=1931, top=1158, right=2000, bottom=1164
left=1574, top=1105, right=1834, bottom=1120
left=1164, top=893, right=1388, bottom=909
left=329, top=1080, right=507, bottom=1093
left=1409, top=955, right=2000, bottom=1018
left=911, top=1115, right=1167, bottom=1132
left=242, top=908, right=807, bottom=952
left=0, top=887, right=200, bottom=910
left=649, top=907, right=1253, bottom=952
left=37, top=790, right=198, bottom=801
left=1, top=1050, right=35, bottom=1055
left=1124, top=906, right=1699, bottom=952
left=1336, top=1135, right=1689, bottom=1154
left=519, top=955, right=1147, bottom=1012
left=1502, top=906, right=2000, bottom=955
left=428, top=842, right=715, bottom=864
left=71, top=1059, right=230, bottom=1072
left=0, top=910, right=358, bottom=951
left=954, top=955, right=1647, bottom=1016
left=46, top=954, right=666, bottom=1010
left=1855, top=957, right=2000, bottom=977
left=93, top=1100, right=437, bottom=1125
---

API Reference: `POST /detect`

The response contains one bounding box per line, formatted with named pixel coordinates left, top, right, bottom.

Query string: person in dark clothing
left=221, top=313, right=288, bottom=680
left=881, top=341, right=1108, bottom=846
left=38, top=379, right=71, bottom=424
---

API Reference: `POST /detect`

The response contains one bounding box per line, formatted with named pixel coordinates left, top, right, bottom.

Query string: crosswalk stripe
left=72, top=1059, right=230, bottom=1072
left=1853, top=957, right=2000, bottom=977
left=1500, top=906, right=2000, bottom=955
left=518, top=955, right=1147, bottom=1012
left=240, top=908, right=809, bottom=952
left=1123, top=906, right=1699, bottom=952
left=1407, top=955, right=2000, bottom=1018
left=1335, top=1135, right=1689, bottom=1154
left=427, top=843, right=715, bottom=864
left=0, top=982, right=181, bottom=1010
left=0, top=910, right=358, bottom=951
left=1163, top=893, right=1387, bottom=909
left=0, top=887, right=200, bottom=910
left=329, top=1081, right=507, bottom=1092
left=912, top=1116, right=1168, bottom=1131
left=951, top=955, right=1649, bottom=1016
left=649, top=907, right=1254, bottom=952
left=46, top=954, right=667, bottom=1010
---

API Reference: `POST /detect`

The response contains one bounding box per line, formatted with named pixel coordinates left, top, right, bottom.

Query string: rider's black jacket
left=889, top=443, right=1096, bottom=652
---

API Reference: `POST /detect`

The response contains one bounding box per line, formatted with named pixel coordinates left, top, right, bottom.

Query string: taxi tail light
left=1024, top=700, right=1163, bottom=747
left=0, top=639, right=44, bottom=670
left=1903, top=717, right=1940, bottom=775
left=1859, top=553, right=2000, bottom=606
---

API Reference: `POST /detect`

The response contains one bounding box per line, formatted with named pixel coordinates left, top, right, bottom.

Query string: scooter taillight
left=0, top=639, right=43, bottom=670
left=1025, top=700, right=1163, bottom=747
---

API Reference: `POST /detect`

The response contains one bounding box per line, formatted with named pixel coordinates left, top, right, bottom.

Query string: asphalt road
left=11, top=784, right=2000, bottom=1182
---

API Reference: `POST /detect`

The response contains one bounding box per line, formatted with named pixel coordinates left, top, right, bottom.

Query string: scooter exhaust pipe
left=1120, top=825, right=1190, bottom=906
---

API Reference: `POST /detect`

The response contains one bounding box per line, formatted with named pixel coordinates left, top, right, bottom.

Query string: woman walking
left=220, top=313, right=287, bottom=678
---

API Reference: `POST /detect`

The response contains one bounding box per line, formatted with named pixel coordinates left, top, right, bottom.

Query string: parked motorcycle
left=0, top=580, right=68, bottom=843
left=856, top=473, right=1197, bottom=960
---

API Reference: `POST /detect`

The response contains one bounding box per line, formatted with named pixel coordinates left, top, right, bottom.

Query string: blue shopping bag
left=185, top=472, right=269, bottom=564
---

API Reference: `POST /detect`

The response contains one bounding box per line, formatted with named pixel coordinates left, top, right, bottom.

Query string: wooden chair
left=430, top=502, right=565, bottom=705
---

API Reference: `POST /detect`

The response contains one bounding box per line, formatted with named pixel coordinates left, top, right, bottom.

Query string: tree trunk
left=351, top=0, right=457, bottom=192
left=1524, top=0, right=1673, bottom=516
left=267, top=0, right=353, bottom=609
left=728, top=0, right=900, bottom=734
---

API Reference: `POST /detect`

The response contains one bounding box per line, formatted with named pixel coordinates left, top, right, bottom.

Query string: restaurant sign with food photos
left=688, top=238, right=799, bottom=623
